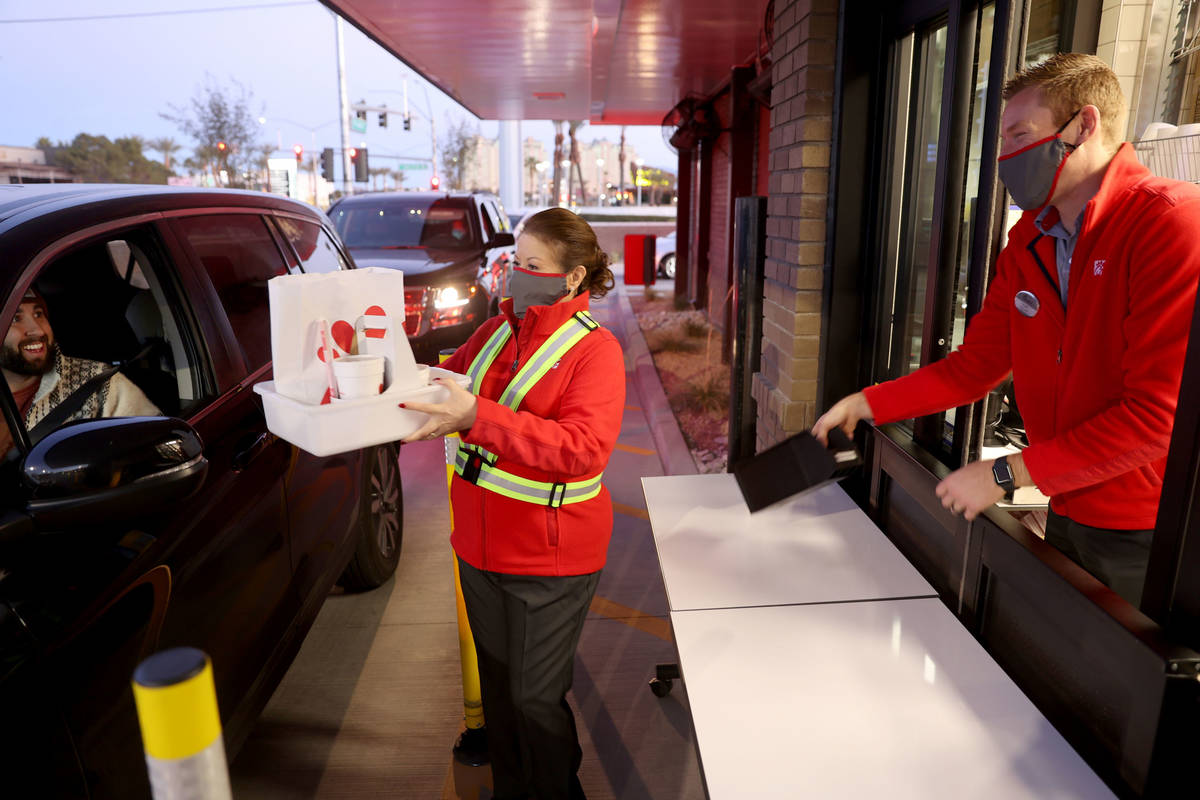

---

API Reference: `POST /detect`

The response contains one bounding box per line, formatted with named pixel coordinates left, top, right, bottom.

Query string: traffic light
left=216, top=141, right=227, bottom=155
left=379, top=111, right=388, bottom=128
left=355, top=109, right=366, bottom=123
left=403, top=113, right=412, bottom=131
left=430, top=174, right=440, bottom=190
left=320, top=147, right=335, bottom=181
left=354, top=148, right=368, bottom=182
left=293, top=144, right=303, bottom=163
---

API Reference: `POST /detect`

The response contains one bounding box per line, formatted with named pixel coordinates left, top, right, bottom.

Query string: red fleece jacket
left=864, top=144, right=1200, bottom=529
left=440, top=292, right=625, bottom=575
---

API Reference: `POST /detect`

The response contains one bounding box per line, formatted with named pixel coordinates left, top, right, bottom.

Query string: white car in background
left=655, top=230, right=676, bottom=279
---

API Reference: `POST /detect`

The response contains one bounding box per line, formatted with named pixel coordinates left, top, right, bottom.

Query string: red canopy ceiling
left=321, top=0, right=770, bottom=123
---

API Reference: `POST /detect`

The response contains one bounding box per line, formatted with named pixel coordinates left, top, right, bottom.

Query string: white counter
left=671, top=598, right=1115, bottom=799
left=642, top=474, right=935, bottom=610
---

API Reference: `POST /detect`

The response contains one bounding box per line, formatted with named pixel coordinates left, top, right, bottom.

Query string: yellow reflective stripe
left=479, top=481, right=546, bottom=504
left=568, top=484, right=603, bottom=503
left=458, top=442, right=497, bottom=464
left=504, top=327, right=590, bottom=407
left=499, top=312, right=598, bottom=409
left=453, top=457, right=604, bottom=505
left=467, top=323, right=511, bottom=388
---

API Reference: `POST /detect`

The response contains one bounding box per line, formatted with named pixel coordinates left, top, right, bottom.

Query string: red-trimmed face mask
left=509, top=265, right=570, bottom=318
left=997, top=108, right=1081, bottom=211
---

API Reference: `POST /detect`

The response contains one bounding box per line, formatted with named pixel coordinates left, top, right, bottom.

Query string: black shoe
left=452, top=725, right=490, bottom=766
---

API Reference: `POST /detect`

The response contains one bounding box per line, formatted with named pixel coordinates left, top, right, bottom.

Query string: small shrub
left=682, top=375, right=729, bottom=414
left=652, top=332, right=700, bottom=353
left=682, top=318, right=708, bottom=338
left=643, top=285, right=658, bottom=302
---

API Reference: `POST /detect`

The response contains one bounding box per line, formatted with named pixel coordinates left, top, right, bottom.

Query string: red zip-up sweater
left=440, top=292, right=625, bottom=575
left=864, top=144, right=1200, bottom=529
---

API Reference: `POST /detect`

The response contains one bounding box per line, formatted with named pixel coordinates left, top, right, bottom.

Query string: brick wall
left=752, top=0, right=838, bottom=450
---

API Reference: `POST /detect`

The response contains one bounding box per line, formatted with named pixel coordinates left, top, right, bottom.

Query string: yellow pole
left=441, top=349, right=488, bottom=766
left=132, top=647, right=232, bottom=800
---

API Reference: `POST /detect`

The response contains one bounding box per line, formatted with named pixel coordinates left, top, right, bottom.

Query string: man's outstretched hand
left=811, top=392, right=874, bottom=445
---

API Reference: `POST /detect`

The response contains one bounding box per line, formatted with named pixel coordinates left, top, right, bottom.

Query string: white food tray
left=254, top=366, right=470, bottom=457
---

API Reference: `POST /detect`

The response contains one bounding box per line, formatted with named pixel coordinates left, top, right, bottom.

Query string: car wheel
left=339, top=442, right=403, bottom=591
left=659, top=253, right=676, bottom=279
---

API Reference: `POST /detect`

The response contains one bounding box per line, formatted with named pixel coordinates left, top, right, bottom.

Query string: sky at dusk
left=0, top=0, right=679, bottom=182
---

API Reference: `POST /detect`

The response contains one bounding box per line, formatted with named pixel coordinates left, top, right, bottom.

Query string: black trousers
left=457, top=556, right=600, bottom=800
left=1044, top=509, right=1154, bottom=606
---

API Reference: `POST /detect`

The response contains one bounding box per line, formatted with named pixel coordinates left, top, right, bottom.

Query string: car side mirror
left=23, top=417, right=208, bottom=527
left=490, top=232, right=515, bottom=248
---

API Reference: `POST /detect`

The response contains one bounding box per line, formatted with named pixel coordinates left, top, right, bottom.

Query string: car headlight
left=432, top=284, right=474, bottom=309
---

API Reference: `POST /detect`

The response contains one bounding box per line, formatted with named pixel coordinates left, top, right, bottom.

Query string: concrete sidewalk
left=230, top=267, right=705, bottom=799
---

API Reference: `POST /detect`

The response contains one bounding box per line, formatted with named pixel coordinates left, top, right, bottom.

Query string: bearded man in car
left=0, top=288, right=158, bottom=453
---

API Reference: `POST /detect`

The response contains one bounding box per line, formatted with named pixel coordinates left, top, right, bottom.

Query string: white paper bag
left=268, top=268, right=421, bottom=404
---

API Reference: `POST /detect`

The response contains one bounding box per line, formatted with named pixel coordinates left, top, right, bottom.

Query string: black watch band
left=992, top=456, right=1016, bottom=495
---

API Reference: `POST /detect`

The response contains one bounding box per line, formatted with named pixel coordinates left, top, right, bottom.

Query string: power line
left=0, top=2, right=310, bottom=24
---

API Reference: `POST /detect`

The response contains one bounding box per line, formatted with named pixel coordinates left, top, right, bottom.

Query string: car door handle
left=233, top=432, right=277, bottom=472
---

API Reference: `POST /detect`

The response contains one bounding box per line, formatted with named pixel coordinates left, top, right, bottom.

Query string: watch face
left=993, top=457, right=1013, bottom=487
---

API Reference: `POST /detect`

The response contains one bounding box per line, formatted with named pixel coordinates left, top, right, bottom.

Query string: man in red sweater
left=814, top=54, right=1200, bottom=606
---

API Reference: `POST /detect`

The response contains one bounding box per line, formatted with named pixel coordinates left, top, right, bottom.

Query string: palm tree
left=551, top=121, right=565, bottom=205
left=567, top=121, right=587, bottom=205
left=390, top=169, right=406, bottom=190
left=148, top=137, right=181, bottom=172
left=369, top=166, right=390, bottom=191
left=524, top=155, right=538, bottom=205
left=618, top=126, right=627, bottom=204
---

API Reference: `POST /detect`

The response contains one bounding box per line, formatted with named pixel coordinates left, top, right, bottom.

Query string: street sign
left=395, top=163, right=426, bottom=170
left=350, top=117, right=367, bottom=133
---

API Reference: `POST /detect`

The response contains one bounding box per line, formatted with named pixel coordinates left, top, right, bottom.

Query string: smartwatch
left=992, top=456, right=1015, bottom=496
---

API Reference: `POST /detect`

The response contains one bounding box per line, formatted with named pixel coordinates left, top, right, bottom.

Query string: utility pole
left=430, top=114, right=438, bottom=187
left=618, top=126, right=626, bottom=205
left=335, top=13, right=352, bottom=197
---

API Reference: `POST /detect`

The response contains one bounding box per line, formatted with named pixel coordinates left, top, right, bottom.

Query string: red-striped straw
left=320, top=318, right=340, bottom=401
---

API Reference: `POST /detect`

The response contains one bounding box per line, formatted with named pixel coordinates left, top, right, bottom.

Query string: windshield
left=330, top=197, right=478, bottom=250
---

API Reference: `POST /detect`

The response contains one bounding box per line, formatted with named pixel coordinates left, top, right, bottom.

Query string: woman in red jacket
left=403, top=208, right=624, bottom=800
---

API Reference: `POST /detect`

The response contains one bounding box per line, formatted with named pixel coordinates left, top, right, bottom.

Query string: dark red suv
left=0, top=184, right=402, bottom=797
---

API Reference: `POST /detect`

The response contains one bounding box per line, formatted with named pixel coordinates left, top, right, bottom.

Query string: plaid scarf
left=24, top=346, right=111, bottom=431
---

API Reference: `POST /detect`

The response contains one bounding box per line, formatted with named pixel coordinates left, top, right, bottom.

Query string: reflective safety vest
left=454, top=310, right=603, bottom=507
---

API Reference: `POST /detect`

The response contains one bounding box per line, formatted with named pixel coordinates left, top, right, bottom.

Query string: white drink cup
left=332, top=355, right=385, bottom=399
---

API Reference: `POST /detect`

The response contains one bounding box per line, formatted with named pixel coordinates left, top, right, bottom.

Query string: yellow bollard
left=441, top=349, right=489, bottom=766
left=132, top=647, right=232, bottom=800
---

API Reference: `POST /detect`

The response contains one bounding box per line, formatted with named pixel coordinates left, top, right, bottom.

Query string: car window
left=490, top=200, right=511, bottom=232
left=0, top=226, right=211, bottom=456
left=272, top=216, right=349, bottom=274
left=480, top=202, right=496, bottom=240
left=330, top=197, right=479, bottom=250
left=174, top=214, right=287, bottom=371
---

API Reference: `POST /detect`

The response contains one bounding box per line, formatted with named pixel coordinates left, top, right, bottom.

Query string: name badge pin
left=1014, top=290, right=1040, bottom=318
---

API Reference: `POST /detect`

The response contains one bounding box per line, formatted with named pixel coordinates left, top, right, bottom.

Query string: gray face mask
left=997, top=109, right=1080, bottom=211
left=510, top=266, right=570, bottom=318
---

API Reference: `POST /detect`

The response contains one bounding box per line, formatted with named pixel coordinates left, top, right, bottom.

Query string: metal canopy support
left=1143, top=282, right=1200, bottom=648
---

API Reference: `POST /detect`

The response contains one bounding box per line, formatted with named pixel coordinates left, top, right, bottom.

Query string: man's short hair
left=1003, top=53, right=1127, bottom=148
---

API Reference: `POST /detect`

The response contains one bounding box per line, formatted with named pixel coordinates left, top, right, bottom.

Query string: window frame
left=0, top=216, right=219, bottom=455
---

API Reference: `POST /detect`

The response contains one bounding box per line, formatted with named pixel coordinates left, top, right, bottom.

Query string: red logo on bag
left=362, top=305, right=388, bottom=339
left=317, top=306, right=390, bottom=361
left=316, top=306, right=390, bottom=405
left=317, top=320, right=355, bottom=364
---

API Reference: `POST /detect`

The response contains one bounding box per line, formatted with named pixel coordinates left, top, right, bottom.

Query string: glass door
left=871, top=1, right=1010, bottom=465
left=876, top=22, right=949, bottom=385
